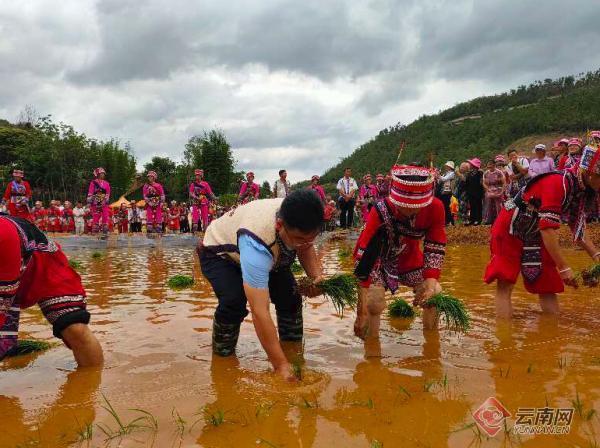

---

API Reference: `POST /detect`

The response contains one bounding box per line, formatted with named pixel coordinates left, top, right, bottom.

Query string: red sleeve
left=558, top=156, right=567, bottom=171
left=24, top=181, right=31, bottom=198
left=353, top=206, right=382, bottom=260
left=422, top=199, right=447, bottom=279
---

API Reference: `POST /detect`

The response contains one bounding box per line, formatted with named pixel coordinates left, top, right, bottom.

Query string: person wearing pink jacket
left=358, top=173, right=378, bottom=222
left=308, top=175, right=326, bottom=204
left=87, top=167, right=111, bottom=237
left=143, top=171, right=166, bottom=234
left=238, top=172, right=260, bottom=204
left=189, top=169, right=216, bottom=232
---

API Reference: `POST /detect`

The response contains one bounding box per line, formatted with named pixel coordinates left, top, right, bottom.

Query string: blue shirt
left=238, top=234, right=274, bottom=289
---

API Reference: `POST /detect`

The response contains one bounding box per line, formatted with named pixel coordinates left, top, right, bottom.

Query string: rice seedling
left=371, top=441, right=383, bottom=448
left=68, top=259, right=83, bottom=271
left=580, top=263, right=600, bottom=287
left=298, top=396, right=318, bottom=409
left=291, top=359, right=303, bottom=381
left=91, top=251, right=104, bottom=259
left=387, top=297, right=415, bottom=318
left=75, top=421, right=94, bottom=442
left=337, top=245, right=352, bottom=261
left=96, top=394, right=158, bottom=441
left=527, top=363, right=533, bottom=373
left=258, top=439, right=282, bottom=448
left=202, top=406, right=225, bottom=427
left=255, top=401, right=276, bottom=419
left=298, top=274, right=359, bottom=316
left=167, top=274, right=194, bottom=289
left=425, top=293, right=470, bottom=332
left=558, top=356, right=569, bottom=370
left=498, top=366, right=511, bottom=378
left=398, top=385, right=411, bottom=399
left=7, top=339, right=54, bottom=357
left=171, top=408, right=186, bottom=438
left=352, top=397, right=374, bottom=409
left=291, top=261, right=304, bottom=274
left=572, top=391, right=597, bottom=421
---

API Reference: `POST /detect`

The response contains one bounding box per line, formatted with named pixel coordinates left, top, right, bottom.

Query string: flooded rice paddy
left=2, top=236, right=600, bottom=447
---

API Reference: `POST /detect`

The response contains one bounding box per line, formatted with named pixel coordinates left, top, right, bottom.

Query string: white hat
left=444, top=161, right=455, bottom=170
left=533, top=143, right=546, bottom=153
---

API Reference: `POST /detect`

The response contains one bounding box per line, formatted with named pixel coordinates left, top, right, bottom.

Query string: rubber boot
left=212, top=319, right=241, bottom=357
left=276, top=312, right=303, bottom=342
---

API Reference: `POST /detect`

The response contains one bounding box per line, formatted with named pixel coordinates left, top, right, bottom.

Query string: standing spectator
left=32, top=201, right=48, bottom=231
left=506, top=149, right=530, bottom=198
left=168, top=200, right=180, bottom=233
left=551, top=139, right=568, bottom=166
left=558, top=138, right=583, bottom=170
left=273, top=169, right=291, bottom=198
left=128, top=200, right=141, bottom=232
left=161, top=203, right=169, bottom=233
left=455, top=162, right=470, bottom=224
left=2, top=169, right=32, bottom=220
left=375, top=173, right=389, bottom=200
left=179, top=202, right=190, bottom=233
left=465, top=158, right=484, bottom=225
left=238, top=172, right=260, bottom=204
left=308, top=175, right=326, bottom=204
left=84, top=206, right=93, bottom=234
left=438, top=161, right=456, bottom=226
left=116, top=203, right=129, bottom=234
left=62, top=201, right=75, bottom=233
left=336, top=167, right=358, bottom=229
left=358, top=174, right=378, bottom=222
left=483, top=158, right=506, bottom=225
left=528, top=144, right=555, bottom=177
left=73, top=201, right=85, bottom=235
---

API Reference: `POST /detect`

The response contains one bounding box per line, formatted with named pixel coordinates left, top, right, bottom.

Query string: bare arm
left=541, top=228, right=577, bottom=287
left=297, top=244, right=323, bottom=280
left=244, top=284, right=295, bottom=380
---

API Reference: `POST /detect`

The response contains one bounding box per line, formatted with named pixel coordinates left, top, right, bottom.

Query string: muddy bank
left=446, top=222, right=600, bottom=247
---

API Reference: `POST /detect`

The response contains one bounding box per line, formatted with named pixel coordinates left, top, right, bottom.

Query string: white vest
left=203, top=198, right=284, bottom=263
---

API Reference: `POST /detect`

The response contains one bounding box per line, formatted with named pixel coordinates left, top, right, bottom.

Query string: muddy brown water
left=2, top=240, right=600, bottom=447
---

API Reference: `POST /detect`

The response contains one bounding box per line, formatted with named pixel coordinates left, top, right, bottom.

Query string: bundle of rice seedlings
left=8, top=339, right=53, bottom=357
left=387, top=297, right=415, bottom=318
left=580, top=264, right=600, bottom=287
left=298, top=274, right=359, bottom=316
left=425, top=293, right=470, bottom=332
left=167, top=274, right=194, bottom=289
left=291, top=261, right=304, bottom=274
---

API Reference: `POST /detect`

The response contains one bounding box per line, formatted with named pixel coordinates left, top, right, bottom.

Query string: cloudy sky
left=2, top=0, right=600, bottom=184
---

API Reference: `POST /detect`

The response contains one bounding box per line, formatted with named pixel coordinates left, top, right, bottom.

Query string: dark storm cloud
left=2, top=0, right=600, bottom=182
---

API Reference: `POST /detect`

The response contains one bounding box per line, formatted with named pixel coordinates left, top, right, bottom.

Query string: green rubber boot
left=212, top=319, right=241, bottom=357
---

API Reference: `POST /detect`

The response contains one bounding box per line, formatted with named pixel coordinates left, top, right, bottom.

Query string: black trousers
left=130, top=222, right=142, bottom=232
left=199, top=250, right=302, bottom=325
left=338, top=198, right=356, bottom=229
left=468, top=195, right=483, bottom=224
left=439, top=194, right=454, bottom=225
left=180, top=218, right=189, bottom=233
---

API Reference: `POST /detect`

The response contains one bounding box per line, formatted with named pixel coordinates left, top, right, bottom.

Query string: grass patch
left=291, top=261, right=304, bottom=274
left=202, top=406, right=225, bottom=427
left=68, top=259, right=83, bottom=271
left=167, top=274, right=194, bottom=289
left=387, top=297, right=415, bottom=318
left=337, top=246, right=352, bottom=261
left=91, top=251, right=104, bottom=259
left=171, top=407, right=187, bottom=439
left=425, top=293, right=470, bottom=332
left=7, top=339, right=54, bottom=357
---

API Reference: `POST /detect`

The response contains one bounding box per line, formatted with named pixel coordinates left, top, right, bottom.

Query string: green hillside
left=318, top=69, right=600, bottom=184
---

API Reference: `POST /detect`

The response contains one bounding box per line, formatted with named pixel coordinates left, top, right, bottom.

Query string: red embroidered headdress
left=388, top=164, right=435, bottom=209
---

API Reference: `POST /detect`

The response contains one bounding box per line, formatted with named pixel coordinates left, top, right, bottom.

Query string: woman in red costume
left=0, top=214, right=103, bottom=365
left=485, top=143, right=600, bottom=318
left=353, top=163, right=447, bottom=337
left=2, top=169, right=32, bottom=221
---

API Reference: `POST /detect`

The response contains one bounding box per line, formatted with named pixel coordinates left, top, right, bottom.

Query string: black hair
left=279, top=169, right=286, bottom=176
left=344, top=167, right=352, bottom=172
left=279, top=189, right=324, bottom=233
left=507, top=149, right=517, bottom=155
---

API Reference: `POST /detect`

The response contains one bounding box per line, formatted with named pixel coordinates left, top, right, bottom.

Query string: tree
left=260, top=181, right=271, bottom=199
left=184, top=129, right=235, bottom=194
